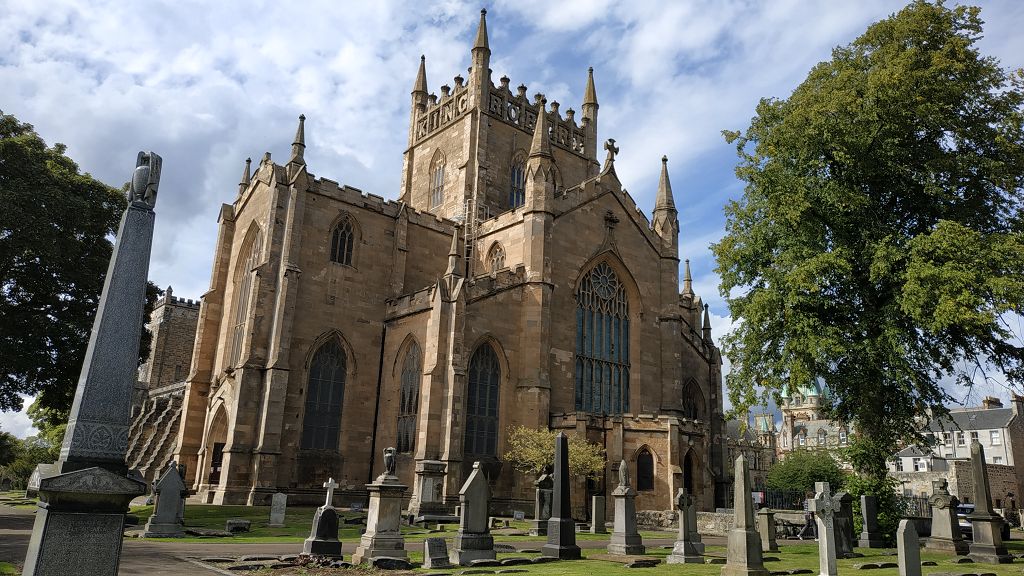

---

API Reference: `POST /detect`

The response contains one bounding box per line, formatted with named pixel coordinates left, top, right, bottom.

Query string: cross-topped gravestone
left=323, top=477, right=338, bottom=507
left=965, top=441, right=1012, bottom=563
left=302, top=477, right=341, bottom=557
left=452, top=461, right=496, bottom=565
left=667, top=487, right=702, bottom=564
left=722, top=454, right=769, bottom=576
left=808, top=482, right=838, bottom=576
left=607, top=459, right=644, bottom=555
left=541, top=432, right=581, bottom=560
left=141, top=461, right=188, bottom=537
left=925, top=479, right=967, bottom=554
left=21, top=153, right=157, bottom=576
left=896, top=519, right=921, bottom=576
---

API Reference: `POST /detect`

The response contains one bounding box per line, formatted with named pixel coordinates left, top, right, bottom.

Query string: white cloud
left=0, top=396, right=38, bottom=439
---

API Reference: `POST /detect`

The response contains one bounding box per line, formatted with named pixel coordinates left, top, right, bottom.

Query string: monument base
left=607, top=538, right=645, bottom=555
left=22, top=467, right=146, bottom=576
left=141, top=520, right=185, bottom=538
left=352, top=534, right=408, bottom=565
left=452, top=533, right=496, bottom=565
left=968, top=544, right=1014, bottom=564
left=666, top=540, right=703, bottom=564
left=925, top=536, right=969, bottom=555
left=302, top=539, right=343, bottom=557
left=529, top=519, right=548, bottom=536
left=858, top=536, right=887, bottom=548
left=542, top=517, right=581, bottom=559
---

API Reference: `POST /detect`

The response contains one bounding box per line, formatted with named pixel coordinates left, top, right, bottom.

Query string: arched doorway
left=205, top=405, right=228, bottom=488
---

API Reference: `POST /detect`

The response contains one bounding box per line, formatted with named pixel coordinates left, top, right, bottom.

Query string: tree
left=765, top=449, right=845, bottom=493
left=714, top=1, right=1024, bottom=475
left=0, top=111, right=161, bottom=419
left=503, top=425, right=606, bottom=480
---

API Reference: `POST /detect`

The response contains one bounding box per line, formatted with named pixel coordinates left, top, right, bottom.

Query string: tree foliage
left=765, top=449, right=845, bottom=493
left=0, top=111, right=161, bottom=419
left=714, top=1, right=1024, bottom=474
left=503, top=425, right=606, bottom=480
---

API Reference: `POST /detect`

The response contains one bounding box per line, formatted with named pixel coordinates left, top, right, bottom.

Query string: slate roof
left=726, top=419, right=759, bottom=443
left=925, top=407, right=1014, bottom=432
left=894, top=445, right=931, bottom=458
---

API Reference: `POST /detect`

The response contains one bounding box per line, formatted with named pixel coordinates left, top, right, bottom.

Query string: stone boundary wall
left=635, top=509, right=805, bottom=536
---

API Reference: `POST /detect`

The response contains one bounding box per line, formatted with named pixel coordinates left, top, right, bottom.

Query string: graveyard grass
left=0, top=562, right=16, bottom=575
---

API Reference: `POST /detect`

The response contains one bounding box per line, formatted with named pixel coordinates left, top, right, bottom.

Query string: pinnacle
left=290, top=114, right=306, bottom=164
left=583, top=66, right=598, bottom=107
left=473, top=8, right=489, bottom=52
left=529, top=98, right=553, bottom=159
left=655, top=154, right=675, bottom=212
left=413, top=55, right=428, bottom=94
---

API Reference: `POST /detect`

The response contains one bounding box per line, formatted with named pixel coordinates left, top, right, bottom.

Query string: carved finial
left=602, top=139, right=619, bottom=174
left=413, top=54, right=428, bottom=95
left=529, top=98, right=553, bottom=160
left=583, top=66, right=598, bottom=108
left=383, top=447, right=397, bottom=476
left=128, top=151, right=162, bottom=208
left=655, top=154, right=676, bottom=212
left=517, top=84, right=528, bottom=98
left=238, top=157, right=252, bottom=195
left=473, top=8, right=489, bottom=52
left=454, top=74, right=465, bottom=88
left=499, top=75, right=510, bottom=88
left=618, top=459, right=630, bottom=487
left=290, top=115, right=305, bottom=164
left=440, top=84, right=451, bottom=98
left=682, top=259, right=694, bottom=297
left=445, top=226, right=462, bottom=277
left=262, top=151, right=271, bottom=164
left=703, top=303, right=712, bottom=342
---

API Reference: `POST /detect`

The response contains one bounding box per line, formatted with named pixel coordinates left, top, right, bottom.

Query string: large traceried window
left=681, top=380, right=704, bottom=420
left=465, top=343, right=500, bottom=457
left=575, top=262, right=630, bottom=415
left=397, top=342, right=421, bottom=454
left=509, top=158, right=525, bottom=209
left=229, top=230, right=262, bottom=367
left=301, top=338, right=346, bottom=450
left=430, top=151, right=445, bottom=208
left=330, top=217, right=355, bottom=266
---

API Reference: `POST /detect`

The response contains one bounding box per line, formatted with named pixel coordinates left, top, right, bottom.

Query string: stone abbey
left=148, top=10, right=727, bottom=514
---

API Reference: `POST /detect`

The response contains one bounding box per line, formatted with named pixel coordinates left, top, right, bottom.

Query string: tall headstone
left=141, top=461, right=187, bottom=537
left=808, top=482, right=839, bottom=576
left=452, top=461, right=496, bottom=565
left=352, top=448, right=409, bottom=564
left=896, top=519, right=921, bottom=576
left=687, top=493, right=705, bottom=553
left=757, top=508, right=778, bottom=553
left=541, top=432, right=581, bottom=560
left=530, top=466, right=553, bottom=536
left=590, top=495, right=607, bottom=534
left=410, top=460, right=452, bottom=522
left=721, top=454, right=769, bottom=576
left=269, top=492, right=288, bottom=527
left=301, top=478, right=342, bottom=557
left=607, top=459, right=644, bottom=555
left=22, top=153, right=158, bottom=576
left=925, top=479, right=967, bottom=554
left=965, top=441, right=1012, bottom=564
left=833, top=491, right=855, bottom=557
left=667, top=487, right=702, bottom=564
left=858, top=495, right=886, bottom=548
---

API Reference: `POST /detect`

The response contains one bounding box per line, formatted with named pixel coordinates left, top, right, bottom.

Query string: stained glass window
left=509, top=160, right=525, bottom=208
left=229, top=231, right=261, bottom=367
left=397, top=342, right=421, bottom=453
left=301, top=339, right=346, bottom=450
left=575, top=262, right=630, bottom=414
left=465, top=343, right=500, bottom=457
left=488, top=243, right=505, bottom=272
left=430, top=153, right=445, bottom=208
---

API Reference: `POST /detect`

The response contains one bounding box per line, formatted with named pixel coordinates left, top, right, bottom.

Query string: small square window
left=990, top=430, right=1001, bottom=445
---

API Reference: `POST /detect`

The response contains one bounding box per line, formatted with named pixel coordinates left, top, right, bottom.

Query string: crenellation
left=385, top=285, right=436, bottom=320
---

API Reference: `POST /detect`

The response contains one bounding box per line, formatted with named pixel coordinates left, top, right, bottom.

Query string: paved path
left=1, top=504, right=740, bottom=575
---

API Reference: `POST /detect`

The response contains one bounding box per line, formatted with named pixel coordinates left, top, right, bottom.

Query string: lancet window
left=574, top=262, right=630, bottom=414
left=430, top=151, right=445, bottom=208
left=301, top=338, right=346, bottom=450
left=330, top=217, right=355, bottom=266
left=487, top=243, right=505, bottom=272
left=465, top=343, right=500, bottom=457
left=636, top=448, right=654, bottom=491
left=509, top=158, right=525, bottom=209
left=397, top=342, right=421, bottom=454
left=229, top=230, right=261, bottom=367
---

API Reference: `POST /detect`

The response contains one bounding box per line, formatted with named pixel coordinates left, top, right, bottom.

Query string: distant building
left=776, top=382, right=851, bottom=457
left=726, top=413, right=777, bottom=490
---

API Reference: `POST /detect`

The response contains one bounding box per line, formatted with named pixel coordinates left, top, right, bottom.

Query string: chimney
left=981, top=396, right=1003, bottom=409
left=1012, top=394, right=1023, bottom=416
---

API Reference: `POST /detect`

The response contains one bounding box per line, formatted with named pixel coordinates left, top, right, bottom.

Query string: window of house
left=970, top=431, right=979, bottom=443
left=817, top=430, right=827, bottom=446
left=397, top=342, right=421, bottom=454
left=957, top=432, right=965, bottom=446
left=301, top=338, right=346, bottom=450
left=574, top=262, right=630, bottom=415
left=487, top=243, right=505, bottom=272
left=430, top=152, right=445, bottom=208
left=509, top=159, right=525, bottom=209
left=943, top=432, right=952, bottom=446
left=798, top=434, right=806, bottom=447
left=229, top=230, right=262, bottom=367
left=993, top=456, right=1003, bottom=464
left=636, top=449, right=654, bottom=491
left=465, top=343, right=501, bottom=457
left=330, top=218, right=355, bottom=266
left=914, top=458, right=927, bottom=472
left=839, top=429, right=848, bottom=445
left=990, top=430, right=1001, bottom=445
left=895, top=459, right=904, bottom=472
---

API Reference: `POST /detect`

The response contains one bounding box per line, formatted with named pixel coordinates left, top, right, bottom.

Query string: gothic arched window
left=330, top=217, right=355, bottom=266
left=509, top=158, right=525, bottom=209
left=430, top=151, right=445, bottom=208
left=465, top=343, right=500, bottom=457
left=575, top=262, right=630, bottom=414
left=681, top=380, right=705, bottom=420
left=301, top=338, right=346, bottom=450
left=487, top=243, right=505, bottom=272
left=229, top=229, right=261, bottom=367
left=637, top=448, right=654, bottom=491
left=397, top=342, right=421, bottom=454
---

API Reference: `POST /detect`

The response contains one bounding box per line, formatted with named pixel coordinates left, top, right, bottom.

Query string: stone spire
left=682, top=259, right=694, bottom=297
left=290, top=114, right=306, bottom=164
left=238, top=157, right=251, bottom=196
left=529, top=98, right=553, bottom=160
left=653, top=155, right=679, bottom=252
left=583, top=67, right=598, bottom=109
left=702, top=304, right=712, bottom=343
left=413, top=55, right=428, bottom=96
left=445, top=226, right=462, bottom=277
left=655, top=155, right=676, bottom=212
left=473, top=9, right=490, bottom=53
left=582, top=67, right=599, bottom=163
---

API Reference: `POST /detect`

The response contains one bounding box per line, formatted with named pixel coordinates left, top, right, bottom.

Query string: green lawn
left=0, top=562, right=17, bottom=575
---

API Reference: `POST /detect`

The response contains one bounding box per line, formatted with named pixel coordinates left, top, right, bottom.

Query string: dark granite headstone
left=541, top=432, right=581, bottom=560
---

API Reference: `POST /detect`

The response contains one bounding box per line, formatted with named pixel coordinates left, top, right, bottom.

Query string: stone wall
left=892, top=460, right=1017, bottom=509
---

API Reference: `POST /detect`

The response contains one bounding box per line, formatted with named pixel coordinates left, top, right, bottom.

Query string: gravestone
left=925, top=479, right=967, bottom=555
left=141, top=461, right=188, bottom=537
left=301, top=478, right=342, bottom=557
left=410, top=460, right=455, bottom=523
left=352, top=448, right=409, bottom=564
left=423, top=537, right=453, bottom=569
left=667, top=487, right=702, bottom=564
left=687, top=491, right=705, bottom=553
left=833, top=491, right=855, bottom=557
left=541, top=432, right=581, bottom=560
left=590, top=495, right=607, bottom=534
left=452, top=461, right=496, bottom=565
left=858, top=495, right=886, bottom=548
left=721, top=454, right=769, bottom=576
left=1, top=478, right=11, bottom=491
left=21, top=153, right=159, bottom=576
left=808, top=482, right=839, bottom=576
left=530, top=466, right=553, bottom=536
left=607, top=459, right=644, bottom=555
left=965, top=441, right=1012, bottom=564
left=896, top=519, right=921, bottom=576
left=269, top=492, right=287, bottom=528
left=757, top=508, right=779, bottom=553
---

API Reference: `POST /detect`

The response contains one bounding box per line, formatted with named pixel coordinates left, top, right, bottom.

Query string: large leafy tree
left=765, top=449, right=844, bottom=493
left=714, top=1, right=1024, bottom=474
left=0, top=111, right=130, bottom=416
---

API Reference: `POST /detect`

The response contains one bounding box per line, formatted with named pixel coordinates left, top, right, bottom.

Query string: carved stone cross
left=603, top=138, right=619, bottom=169
left=323, top=477, right=339, bottom=507
left=808, top=481, right=838, bottom=576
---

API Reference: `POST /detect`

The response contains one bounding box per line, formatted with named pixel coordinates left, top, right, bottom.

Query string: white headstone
left=808, top=482, right=839, bottom=576
left=897, top=519, right=921, bottom=576
left=269, top=492, right=287, bottom=527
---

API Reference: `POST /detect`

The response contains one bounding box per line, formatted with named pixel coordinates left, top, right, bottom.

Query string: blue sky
left=2, top=1, right=1022, bottom=436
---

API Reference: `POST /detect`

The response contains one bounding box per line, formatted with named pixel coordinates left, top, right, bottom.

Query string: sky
left=2, top=0, right=1023, bottom=437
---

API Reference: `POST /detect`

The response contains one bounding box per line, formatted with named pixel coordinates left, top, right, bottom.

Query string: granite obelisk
left=541, top=432, right=581, bottom=559
left=22, top=153, right=160, bottom=576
